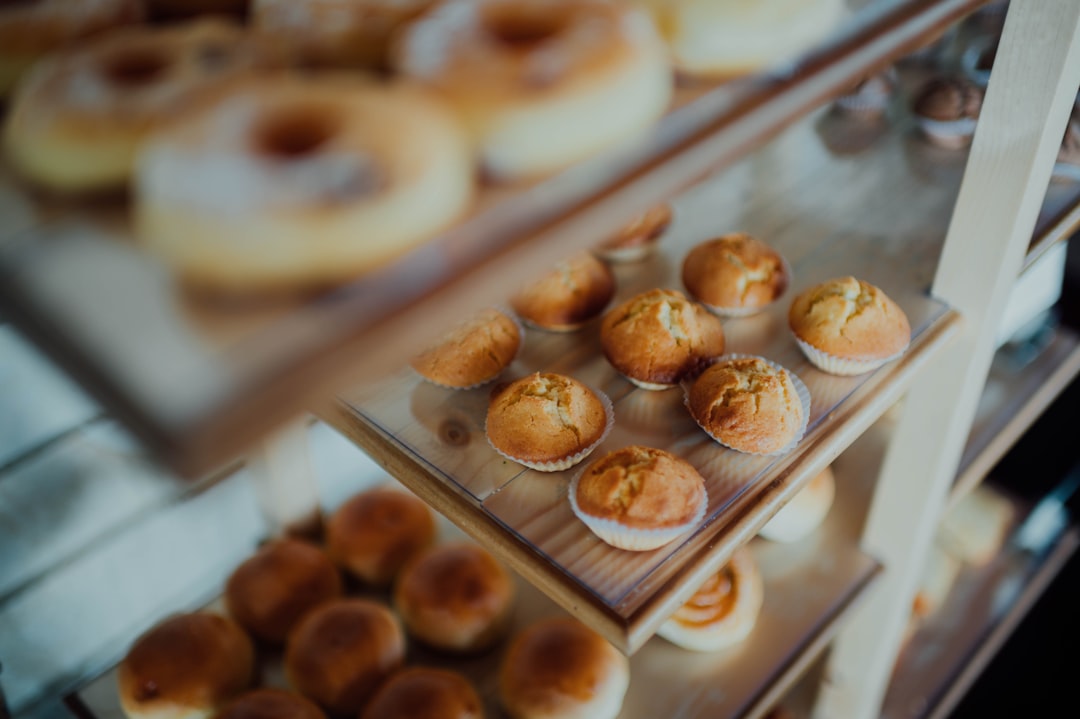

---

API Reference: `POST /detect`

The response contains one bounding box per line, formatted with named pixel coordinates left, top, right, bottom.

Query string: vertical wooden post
left=246, top=416, right=323, bottom=539
left=813, top=1, right=1080, bottom=717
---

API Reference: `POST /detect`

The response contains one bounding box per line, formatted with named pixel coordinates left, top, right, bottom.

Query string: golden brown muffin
left=224, top=538, right=343, bottom=645
left=325, top=485, right=437, bottom=587
left=687, top=356, right=805, bottom=455
left=485, top=372, right=610, bottom=471
left=284, top=599, right=405, bottom=716
left=599, top=288, right=725, bottom=389
left=681, top=233, right=789, bottom=315
left=656, top=547, right=764, bottom=651
left=510, top=252, right=616, bottom=332
left=361, top=668, right=484, bottom=719
left=758, top=465, right=835, bottom=542
left=912, top=76, right=983, bottom=149
left=393, top=542, right=515, bottom=653
left=788, top=276, right=911, bottom=375
left=117, top=612, right=255, bottom=719
left=499, top=616, right=629, bottom=719
left=570, top=445, right=707, bottom=551
left=410, top=308, right=522, bottom=389
left=213, top=688, right=326, bottom=719
left=593, top=203, right=673, bottom=263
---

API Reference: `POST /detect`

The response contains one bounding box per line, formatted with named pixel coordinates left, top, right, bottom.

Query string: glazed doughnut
left=134, top=75, right=474, bottom=294
left=395, top=0, right=672, bottom=181
left=639, top=0, right=847, bottom=78
left=253, top=0, right=436, bottom=70
left=0, top=0, right=144, bottom=99
left=3, top=19, right=278, bottom=193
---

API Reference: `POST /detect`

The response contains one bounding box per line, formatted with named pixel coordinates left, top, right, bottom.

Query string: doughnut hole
left=481, top=8, right=567, bottom=48
left=102, top=47, right=173, bottom=88
left=254, top=107, right=342, bottom=160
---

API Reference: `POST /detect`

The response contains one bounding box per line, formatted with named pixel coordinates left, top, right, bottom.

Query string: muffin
left=117, top=612, right=255, bottom=719
left=599, top=288, right=726, bottom=389
left=912, top=76, right=983, bottom=149
left=833, top=69, right=896, bottom=119
left=686, top=356, right=807, bottom=455
left=485, top=372, right=612, bottom=472
left=788, top=276, right=911, bottom=375
left=284, top=599, right=405, bottom=716
left=656, top=547, right=764, bottom=652
left=361, top=668, right=484, bottom=719
left=213, top=688, right=327, bottom=719
left=681, top=233, right=790, bottom=316
left=593, top=203, right=673, bottom=263
left=937, top=485, right=1014, bottom=566
left=326, top=485, right=437, bottom=587
left=499, top=617, right=629, bottom=719
left=224, top=538, right=343, bottom=645
left=758, top=465, right=835, bottom=542
left=410, top=307, right=521, bottom=389
left=393, top=542, right=515, bottom=653
left=510, top=252, right=616, bottom=331
left=570, top=445, right=708, bottom=552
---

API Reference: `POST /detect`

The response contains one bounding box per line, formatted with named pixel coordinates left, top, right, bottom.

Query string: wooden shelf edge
left=1023, top=192, right=1080, bottom=275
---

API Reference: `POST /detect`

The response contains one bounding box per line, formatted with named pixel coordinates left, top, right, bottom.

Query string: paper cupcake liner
left=623, top=374, right=678, bottom=391
left=794, top=336, right=908, bottom=376
left=593, top=242, right=657, bottom=264
left=834, top=90, right=892, bottom=117
left=694, top=256, right=792, bottom=320
left=414, top=306, right=525, bottom=390
left=485, top=389, right=614, bottom=473
left=519, top=316, right=589, bottom=333
left=683, top=354, right=812, bottom=457
left=916, top=116, right=977, bottom=146
left=568, top=468, right=708, bottom=552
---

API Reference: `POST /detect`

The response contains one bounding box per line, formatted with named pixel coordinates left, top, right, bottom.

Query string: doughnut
left=638, top=0, right=847, bottom=79
left=3, top=19, right=278, bottom=193
left=395, top=0, right=673, bottom=181
left=0, top=0, right=144, bottom=99
left=134, top=74, right=474, bottom=294
left=253, top=0, right=437, bottom=70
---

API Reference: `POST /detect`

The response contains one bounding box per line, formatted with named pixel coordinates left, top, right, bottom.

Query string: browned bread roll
left=213, top=688, right=326, bottom=719
left=510, top=252, right=616, bottom=332
left=361, top=667, right=484, bottom=719
left=224, top=538, right=342, bottom=645
left=118, top=612, right=255, bottom=719
left=284, top=599, right=405, bottom=716
left=326, top=485, right=437, bottom=587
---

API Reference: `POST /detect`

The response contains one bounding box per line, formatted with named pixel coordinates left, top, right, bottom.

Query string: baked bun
left=134, top=74, right=473, bottom=295
left=361, top=668, right=484, bottom=719
left=570, top=445, right=707, bottom=552
left=758, top=465, right=835, bottom=542
left=656, top=547, right=764, bottom=652
left=499, top=616, right=629, bottom=719
left=393, top=542, right=515, bottom=653
left=410, top=307, right=522, bottom=389
left=395, top=0, right=672, bottom=181
left=284, top=599, right=405, bottom=716
left=224, top=538, right=343, bottom=645
left=593, top=203, right=673, bottom=263
left=788, top=276, right=911, bottom=375
left=686, top=356, right=805, bottom=455
left=118, top=612, right=255, bottom=719
left=485, top=372, right=611, bottom=472
left=599, top=288, right=725, bottom=389
left=326, top=485, right=437, bottom=587
left=213, top=688, right=326, bottom=719
left=937, top=485, right=1014, bottom=566
left=510, top=252, right=616, bottom=332
left=681, top=233, right=789, bottom=316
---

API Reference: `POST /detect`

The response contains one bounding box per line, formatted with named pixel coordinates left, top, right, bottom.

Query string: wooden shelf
left=0, top=0, right=996, bottom=479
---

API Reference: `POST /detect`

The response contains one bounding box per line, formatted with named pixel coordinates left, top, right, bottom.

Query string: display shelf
left=0, top=0, right=995, bottom=480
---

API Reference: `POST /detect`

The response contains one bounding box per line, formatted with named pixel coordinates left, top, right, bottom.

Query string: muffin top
left=594, top=203, right=673, bottom=258
left=788, top=276, right=910, bottom=360
left=599, top=288, right=725, bottom=387
left=912, top=76, right=983, bottom=121
left=410, top=307, right=521, bottom=388
left=573, top=445, right=707, bottom=531
left=486, top=372, right=609, bottom=466
left=687, top=356, right=804, bottom=455
left=681, top=233, right=789, bottom=311
left=510, top=252, right=616, bottom=331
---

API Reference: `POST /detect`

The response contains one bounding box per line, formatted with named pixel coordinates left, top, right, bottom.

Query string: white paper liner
left=593, top=242, right=657, bottom=264
left=413, top=306, right=525, bottom=390
left=568, top=466, right=708, bottom=552
left=691, top=255, right=793, bottom=320
left=519, top=316, right=588, bottom=333
left=485, top=387, right=614, bottom=473
left=794, top=336, right=908, bottom=376
left=916, top=116, right=977, bottom=144
left=623, top=374, right=678, bottom=391
left=683, top=354, right=812, bottom=457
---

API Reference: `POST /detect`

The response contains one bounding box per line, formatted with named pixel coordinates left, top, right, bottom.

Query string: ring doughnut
left=134, top=75, right=474, bottom=294
left=0, top=0, right=144, bottom=99
left=3, top=19, right=279, bottom=192
left=395, top=0, right=672, bottom=181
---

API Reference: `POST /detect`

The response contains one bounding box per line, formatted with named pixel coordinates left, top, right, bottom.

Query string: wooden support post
left=245, top=416, right=323, bottom=539
left=813, top=1, right=1080, bottom=717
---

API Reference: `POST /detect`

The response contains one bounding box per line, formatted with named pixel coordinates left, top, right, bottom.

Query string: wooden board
left=0, top=0, right=996, bottom=479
